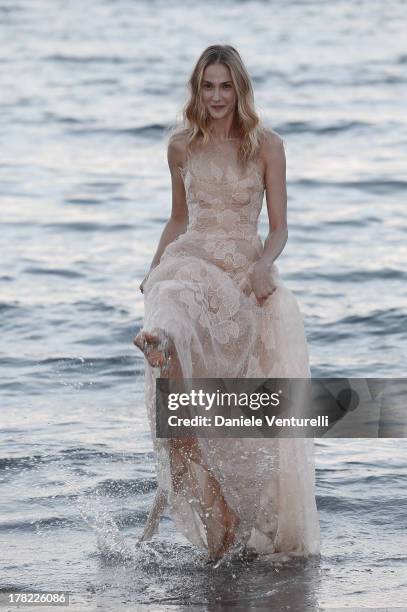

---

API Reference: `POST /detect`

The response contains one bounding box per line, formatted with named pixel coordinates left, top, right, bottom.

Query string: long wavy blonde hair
left=170, top=45, right=265, bottom=166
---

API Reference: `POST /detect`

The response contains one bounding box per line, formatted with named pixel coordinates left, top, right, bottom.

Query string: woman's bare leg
left=138, top=487, right=168, bottom=543
left=168, top=435, right=240, bottom=559
left=133, top=327, right=240, bottom=559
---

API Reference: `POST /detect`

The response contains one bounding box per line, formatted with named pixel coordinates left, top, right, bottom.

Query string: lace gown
left=139, top=137, right=320, bottom=558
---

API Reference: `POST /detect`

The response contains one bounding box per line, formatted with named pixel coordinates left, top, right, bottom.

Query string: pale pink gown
left=139, top=136, right=320, bottom=558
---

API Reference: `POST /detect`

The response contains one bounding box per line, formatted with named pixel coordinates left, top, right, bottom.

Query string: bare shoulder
left=167, top=129, right=189, bottom=167
left=257, top=128, right=286, bottom=178
left=258, top=127, right=285, bottom=158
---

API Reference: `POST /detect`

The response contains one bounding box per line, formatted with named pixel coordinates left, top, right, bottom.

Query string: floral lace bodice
left=178, top=138, right=265, bottom=242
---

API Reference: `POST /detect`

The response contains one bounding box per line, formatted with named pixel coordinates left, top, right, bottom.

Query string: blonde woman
left=134, top=45, right=320, bottom=563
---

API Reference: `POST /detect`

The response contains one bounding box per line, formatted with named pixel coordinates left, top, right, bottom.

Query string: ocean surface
left=1, top=0, right=406, bottom=609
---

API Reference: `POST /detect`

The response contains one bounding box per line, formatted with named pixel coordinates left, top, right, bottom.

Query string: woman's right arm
left=140, top=135, right=188, bottom=293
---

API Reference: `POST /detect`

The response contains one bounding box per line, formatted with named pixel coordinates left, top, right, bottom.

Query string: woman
left=133, top=44, right=320, bottom=563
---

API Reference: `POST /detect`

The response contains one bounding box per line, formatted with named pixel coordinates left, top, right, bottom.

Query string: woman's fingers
left=140, top=273, right=150, bottom=294
left=255, top=286, right=277, bottom=305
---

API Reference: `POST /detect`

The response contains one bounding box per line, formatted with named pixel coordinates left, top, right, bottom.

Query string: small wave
left=80, top=77, right=119, bottom=86
left=310, top=307, right=407, bottom=343
left=0, top=585, right=39, bottom=594
left=0, top=300, right=19, bottom=313
left=58, top=447, right=154, bottom=464
left=0, top=449, right=153, bottom=472
left=64, top=197, right=103, bottom=206
left=292, top=177, right=407, bottom=194
left=88, top=478, right=157, bottom=498
left=43, top=111, right=82, bottom=124
left=371, top=556, right=407, bottom=565
left=81, top=181, right=123, bottom=191
left=67, top=123, right=167, bottom=139
left=350, top=74, right=407, bottom=86
left=0, top=455, right=48, bottom=471
left=317, top=494, right=407, bottom=516
left=278, top=120, right=370, bottom=135
left=0, top=5, right=23, bottom=14
left=0, top=516, right=78, bottom=532
left=38, top=355, right=134, bottom=368
left=337, top=307, right=407, bottom=335
left=73, top=298, right=120, bottom=313
left=44, top=222, right=132, bottom=232
left=309, top=329, right=353, bottom=343
left=342, top=179, right=407, bottom=194
left=324, top=216, right=381, bottom=227
left=289, top=268, right=407, bottom=283
left=44, top=53, right=127, bottom=65
left=116, top=509, right=157, bottom=529
left=46, top=221, right=101, bottom=231
left=334, top=473, right=406, bottom=486
left=23, top=266, right=85, bottom=279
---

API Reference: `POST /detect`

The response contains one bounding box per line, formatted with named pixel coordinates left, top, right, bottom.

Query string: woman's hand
left=139, top=268, right=153, bottom=294
left=139, top=275, right=148, bottom=294
left=249, top=260, right=277, bottom=306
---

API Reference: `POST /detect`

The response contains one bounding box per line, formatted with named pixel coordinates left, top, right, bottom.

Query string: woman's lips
left=212, top=105, right=225, bottom=109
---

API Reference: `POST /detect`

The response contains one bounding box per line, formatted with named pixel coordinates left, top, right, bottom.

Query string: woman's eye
left=202, top=83, right=232, bottom=90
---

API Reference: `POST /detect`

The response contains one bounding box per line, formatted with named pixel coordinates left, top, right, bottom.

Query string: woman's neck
left=207, top=119, right=238, bottom=141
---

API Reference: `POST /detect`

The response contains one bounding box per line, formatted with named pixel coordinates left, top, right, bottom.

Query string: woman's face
left=201, top=62, right=237, bottom=122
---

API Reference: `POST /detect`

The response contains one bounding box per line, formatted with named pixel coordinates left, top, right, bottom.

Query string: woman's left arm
left=249, top=130, right=288, bottom=305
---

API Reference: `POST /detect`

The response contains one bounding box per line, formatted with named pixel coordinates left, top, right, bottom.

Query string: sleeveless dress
left=139, top=136, right=320, bottom=559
